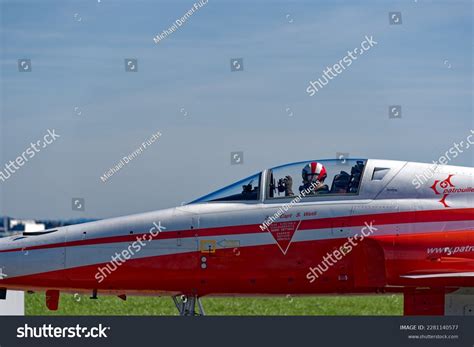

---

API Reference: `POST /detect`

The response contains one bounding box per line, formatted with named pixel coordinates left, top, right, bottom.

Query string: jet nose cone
left=0, top=266, right=8, bottom=280
left=0, top=236, right=24, bottom=284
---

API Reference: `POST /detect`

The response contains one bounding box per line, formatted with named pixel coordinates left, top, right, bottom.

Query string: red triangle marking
left=268, top=220, right=301, bottom=255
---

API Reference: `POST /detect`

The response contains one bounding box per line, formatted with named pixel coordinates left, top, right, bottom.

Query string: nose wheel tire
left=172, top=295, right=205, bottom=316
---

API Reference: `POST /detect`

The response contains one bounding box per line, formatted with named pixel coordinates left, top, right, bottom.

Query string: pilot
left=300, top=162, right=329, bottom=194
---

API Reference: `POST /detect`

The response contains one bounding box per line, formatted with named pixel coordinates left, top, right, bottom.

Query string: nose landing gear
left=172, top=295, right=205, bottom=316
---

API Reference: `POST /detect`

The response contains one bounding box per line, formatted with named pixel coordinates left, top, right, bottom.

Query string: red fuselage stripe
left=1, top=208, right=473, bottom=253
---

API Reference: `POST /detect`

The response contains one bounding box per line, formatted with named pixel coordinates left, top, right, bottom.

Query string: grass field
left=26, top=293, right=403, bottom=315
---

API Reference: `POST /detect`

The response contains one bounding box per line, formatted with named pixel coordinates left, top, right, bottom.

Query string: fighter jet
left=0, top=158, right=473, bottom=315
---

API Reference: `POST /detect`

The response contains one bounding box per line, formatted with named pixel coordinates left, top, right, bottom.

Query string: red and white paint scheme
left=0, top=159, right=473, bottom=315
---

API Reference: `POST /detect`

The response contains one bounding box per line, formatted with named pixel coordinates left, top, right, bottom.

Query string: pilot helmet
left=302, top=162, right=327, bottom=184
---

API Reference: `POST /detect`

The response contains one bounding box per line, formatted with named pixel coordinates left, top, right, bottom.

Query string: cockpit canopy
left=190, top=159, right=367, bottom=203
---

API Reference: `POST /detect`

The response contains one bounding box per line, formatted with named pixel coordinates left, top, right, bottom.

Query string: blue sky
left=0, top=0, right=472, bottom=219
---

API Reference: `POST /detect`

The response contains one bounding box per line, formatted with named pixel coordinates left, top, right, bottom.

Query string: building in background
left=0, top=216, right=98, bottom=236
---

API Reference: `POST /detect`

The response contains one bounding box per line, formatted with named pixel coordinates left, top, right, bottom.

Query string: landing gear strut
left=172, top=295, right=206, bottom=316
